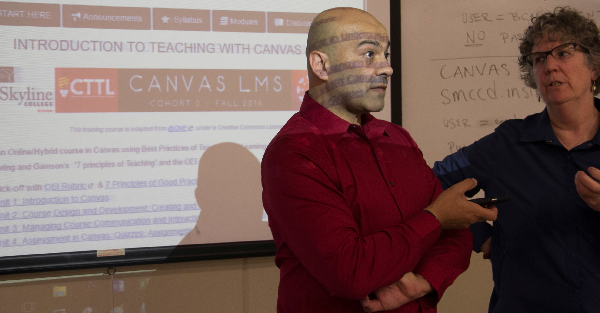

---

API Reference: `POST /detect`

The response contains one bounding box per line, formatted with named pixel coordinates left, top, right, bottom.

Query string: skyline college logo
left=0, top=67, right=55, bottom=112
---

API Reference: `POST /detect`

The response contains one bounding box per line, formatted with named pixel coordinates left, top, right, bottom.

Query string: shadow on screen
left=178, top=142, right=271, bottom=245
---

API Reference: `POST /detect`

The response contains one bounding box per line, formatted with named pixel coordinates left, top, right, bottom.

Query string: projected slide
left=0, top=0, right=364, bottom=259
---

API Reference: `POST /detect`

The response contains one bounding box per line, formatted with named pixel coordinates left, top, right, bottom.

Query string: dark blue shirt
left=433, top=98, right=600, bottom=313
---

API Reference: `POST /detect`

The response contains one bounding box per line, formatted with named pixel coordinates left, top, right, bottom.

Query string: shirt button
left=567, top=155, right=572, bottom=160
left=588, top=143, right=593, bottom=147
left=546, top=139, right=553, bottom=143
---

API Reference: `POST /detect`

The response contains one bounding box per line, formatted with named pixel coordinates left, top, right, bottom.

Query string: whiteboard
left=401, top=0, right=600, bottom=166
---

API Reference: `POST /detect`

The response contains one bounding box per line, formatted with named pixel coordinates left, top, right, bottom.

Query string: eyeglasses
left=523, top=43, right=589, bottom=67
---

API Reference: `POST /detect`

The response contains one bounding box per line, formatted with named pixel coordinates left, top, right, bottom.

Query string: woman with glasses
left=433, top=7, right=600, bottom=313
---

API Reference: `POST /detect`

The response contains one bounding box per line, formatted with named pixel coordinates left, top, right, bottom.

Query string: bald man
left=261, top=7, right=497, bottom=313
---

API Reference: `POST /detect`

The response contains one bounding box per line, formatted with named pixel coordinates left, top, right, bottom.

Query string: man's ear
left=309, top=51, right=329, bottom=81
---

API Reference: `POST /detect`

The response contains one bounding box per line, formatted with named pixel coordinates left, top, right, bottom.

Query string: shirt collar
left=520, top=97, right=600, bottom=146
left=299, top=92, right=388, bottom=143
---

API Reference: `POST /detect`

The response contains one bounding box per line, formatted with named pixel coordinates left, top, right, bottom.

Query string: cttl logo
left=55, top=68, right=118, bottom=113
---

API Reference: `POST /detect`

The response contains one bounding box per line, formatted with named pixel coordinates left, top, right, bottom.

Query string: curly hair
left=518, top=6, right=600, bottom=96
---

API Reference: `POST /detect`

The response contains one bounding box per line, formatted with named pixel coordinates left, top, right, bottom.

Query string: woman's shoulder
left=495, top=111, right=542, bottom=134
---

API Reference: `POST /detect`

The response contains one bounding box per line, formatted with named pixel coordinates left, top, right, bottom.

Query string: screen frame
left=0, top=240, right=278, bottom=275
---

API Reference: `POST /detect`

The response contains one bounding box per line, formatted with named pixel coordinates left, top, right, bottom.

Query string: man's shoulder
left=265, top=113, right=329, bottom=157
left=377, top=119, right=410, bottom=134
left=367, top=117, right=419, bottom=147
left=271, top=112, right=322, bottom=139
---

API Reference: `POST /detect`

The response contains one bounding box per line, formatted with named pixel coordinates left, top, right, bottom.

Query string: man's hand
left=425, top=178, right=498, bottom=229
left=360, top=272, right=432, bottom=312
left=575, top=167, right=600, bottom=212
left=480, top=237, right=492, bottom=259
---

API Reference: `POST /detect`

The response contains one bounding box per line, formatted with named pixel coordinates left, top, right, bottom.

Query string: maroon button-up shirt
left=261, top=94, right=471, bottom=313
